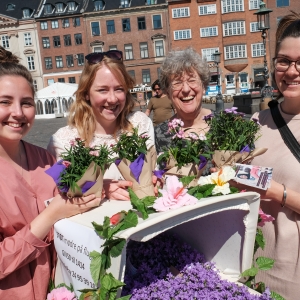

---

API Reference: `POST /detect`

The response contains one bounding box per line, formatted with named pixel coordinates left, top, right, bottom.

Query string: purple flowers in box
left=122, top=233, right=272, bottom=300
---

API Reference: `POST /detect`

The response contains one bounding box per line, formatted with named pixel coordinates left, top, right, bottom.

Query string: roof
left=35, top=82, right=78, bottom=99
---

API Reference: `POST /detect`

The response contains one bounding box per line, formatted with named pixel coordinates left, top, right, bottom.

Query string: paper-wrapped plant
left=46, top=138, right=112, bottom=198
left=204, top=108, right=267, bottom=168
left=156, top=118, right=209, bottom=186
left=111, top=127, right=157, bottom=198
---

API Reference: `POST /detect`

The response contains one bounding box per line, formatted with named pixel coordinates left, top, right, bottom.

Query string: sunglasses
left=85, top=50, right=123, bottom=64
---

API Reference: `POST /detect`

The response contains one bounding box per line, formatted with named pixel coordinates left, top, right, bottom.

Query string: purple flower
left=203, top=113, right=214, bottom=121
left=224, top=107, right=238, bottom=114
left=252, top=117, right=261, bottom=125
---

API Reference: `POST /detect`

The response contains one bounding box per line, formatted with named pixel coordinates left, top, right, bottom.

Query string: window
left=128, top=70, right=135, bottom=81
left=1, top=36, right=9, bottom=48
left=77, top=53, right=84, bottom=66
left=202, top=48, right=219, bottom=62
left=172, top=7, right=190, bottom=18
left=140, top=42, right=148, bottom=58
left=94, top=0, right=104, bottom=10
left=58, top=78, right=65, bottom=82
left=107, top=20, right=115, bottom=34
left=53, top=36, right=61, bottom=47
left=109, top=45, right=117, bottom=50
left=56, top=56, right=63, bottom=68
left=146, top=0, right=156, bottom=4
left=33, top=80, right=38, bottom=92
left=44, top=4, right=53, bottom=14
left=73, top=17, right=80, bottom=27
left=6, top=4, right=15, bottom=10
left=138, top=17, right=146, bottom=30
left=45, top=57, right=52, bottom=69
left=27, top=56, right=35, bottom=70
left=199, top=4, right=216, bottom=15
left=91, top=22, right=100, bottom=36
left=69, top=77, right=76, bottom=83
left=250, top=22, right=259, bottom=32
left=225, top=44, right=247, bottom=60
left=47, top=79, right=54, bottom=85
left=22, top=8, right=31, bottom=18
left=51, top=20, right=59, bottom=29
left=62, top=18, right=70, bottom=28
left=74, top=33, right=82, bottom=45
left=200, top=26, right=218, bottom=37
left=42, top=37, right=50, bottom=48
left=56, top=3, right=64, bottom=12
left=249, top=0, right=259, bottom=10
left=122, top=18, right=131, bottom=32
left=142, top=69, right=151, bottom=84
left=174, top=29, right=191, bottom=40
left=124, top=44, right=133, bottom=60
left=120, top=0, right=129, bottom=8
left=64, top=35, right=71, bottom=46
left=68, top=1, right=76, bottom=11
left=155, top=40, right=164, bottom=57
left=66, top=55, right=74, bottom=67
left=93, top=46, right=102, bottom=53
left=41, top=21, right=48, bottom=30
left=24, top=33, right=32, bottom=46
left=252, top=43, right=264, bottom=57
left=223, top=21, right=245, bottom=36
left=277, top=0, right=289, bottom=7
left=153, top=15, right=162, bottom=29
left=222, top=0, right=244, bottom=13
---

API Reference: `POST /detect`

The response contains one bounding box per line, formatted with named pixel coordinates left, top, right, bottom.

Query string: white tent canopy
left=34, top=83, right=78, bottom=119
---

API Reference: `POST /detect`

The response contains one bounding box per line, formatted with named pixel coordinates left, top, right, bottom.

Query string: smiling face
left=275, top=37, right=300, bottom=101
left=0, top=75, right=35, bottom=144
left=170, top=70, right=204, bottom=119
left=87, top=65, right=127, bottom=133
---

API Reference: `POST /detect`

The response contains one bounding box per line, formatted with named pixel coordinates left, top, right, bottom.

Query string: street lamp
left=213, top=50, right=223, bottom=113
left=254, top=1, right=273, bottom=106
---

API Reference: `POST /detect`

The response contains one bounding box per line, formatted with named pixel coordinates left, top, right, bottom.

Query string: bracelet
left=281, top=183, right=287, bottom=208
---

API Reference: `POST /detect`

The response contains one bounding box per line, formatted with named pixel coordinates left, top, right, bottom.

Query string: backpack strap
left=269, top=100, right=300, bottom=163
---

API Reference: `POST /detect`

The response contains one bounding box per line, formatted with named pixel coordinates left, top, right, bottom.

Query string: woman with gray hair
left=154, top=47, right=211, bottom=153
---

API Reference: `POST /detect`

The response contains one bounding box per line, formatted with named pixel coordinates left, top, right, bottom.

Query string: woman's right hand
left=103, top=179, right=133, bottom=201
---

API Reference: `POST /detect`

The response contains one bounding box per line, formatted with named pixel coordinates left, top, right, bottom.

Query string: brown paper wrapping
left=116, top=146, right=157, bottom=198
left=164, top=155, right=205, bottom=187
left=67, top=161, right=103, bottom=198
left=213, top=148, right=268, bottom=169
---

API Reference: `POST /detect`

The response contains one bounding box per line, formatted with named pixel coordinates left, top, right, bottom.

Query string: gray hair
left=159, top=47, right=210, bottom=95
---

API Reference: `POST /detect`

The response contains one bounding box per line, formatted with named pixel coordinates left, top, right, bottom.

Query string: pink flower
left=153, top=176, right=198, bottom=212
left=258, top=209, right=275, bottom=227
left=199, top=133, right=206, bottom=141
left=62, top=161, right=71, bottom=168
left=141, top=134, right=148, bottom=139
left=69, top=140, right=75, bottom=146
left=89, top=150, right=99, bottom=156
left=188, top=133, right=198, bottom=140
left=47, top=287, right=76, bottom=300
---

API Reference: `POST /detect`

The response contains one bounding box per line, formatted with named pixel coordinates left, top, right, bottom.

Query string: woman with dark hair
left=233, top=12, right=300, bottom=298
left=0, top=47, right=102, bottom=299
left=47, top=51, right=155, bottom=200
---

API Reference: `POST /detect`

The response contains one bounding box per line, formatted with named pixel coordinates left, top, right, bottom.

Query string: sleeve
left=0, top=224, right=49, bottom=279
left=147, top=98, right=153, bottom=111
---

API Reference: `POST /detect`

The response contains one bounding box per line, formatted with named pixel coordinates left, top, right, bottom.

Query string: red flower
left=62, top=160, right=71, bottom=168
left=110, top=211, right=126, bottom=225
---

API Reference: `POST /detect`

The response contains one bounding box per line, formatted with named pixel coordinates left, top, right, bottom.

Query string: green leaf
left=120, top=210, right=138, bottom=231
left=101, top=273, right=125, bottom=291
left=89, top=251, right=102, bottom=284
left=102, top=217, right=111, bottom=239
left=270, top=291, right=286, bottom=300
left=256, top=256, right=275, bottom=271
left=179, top=175, right=195, bottom=187
left=101, top=247, right=111, bottom=271
left=203, top=185, right=216, bottom=197
left=92, top=222, right=104, bottom=236
left=48, top=278, right=55, bottom=292
left=255, top=228, right=265, bottom=251
left=129, top=188, right=148, bottom=219
left=255, top=281, right=266, bottom=293
left=78, top=290, right=98, bottom=300
left=104, top=238, right=126, bottom=257
left=118, top=295, right=132, bottom=300
left=241, top=267, right=258, bottom=277
left=141, top=196, right=157, bottom=207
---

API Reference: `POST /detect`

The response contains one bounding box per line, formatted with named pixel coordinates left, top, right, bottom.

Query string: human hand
left=152, top=175, right=163, bottom=196
left=103, top=179, right=133, bottom=201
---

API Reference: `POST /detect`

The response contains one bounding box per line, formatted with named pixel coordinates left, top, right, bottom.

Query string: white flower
left=198, top=166, right=236, bottom=195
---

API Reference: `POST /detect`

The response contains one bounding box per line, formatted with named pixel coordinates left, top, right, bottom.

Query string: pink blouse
left=0, top=141, right=57, bottom=299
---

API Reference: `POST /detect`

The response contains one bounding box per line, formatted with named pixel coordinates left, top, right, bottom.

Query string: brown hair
left=68, top=56, right=135, bottom=145
left=273, top=11, right=300, bottom=99
left=0, top=46, right=34, bottom=95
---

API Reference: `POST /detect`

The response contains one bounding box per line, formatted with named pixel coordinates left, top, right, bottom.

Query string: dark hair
left=0, top=46, right=34, bottom=95
left=273, top=11, right=300, bottom=99
left=151, top=79, right=161, bottom=91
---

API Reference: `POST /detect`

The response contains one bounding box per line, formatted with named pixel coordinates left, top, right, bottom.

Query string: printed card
left=233, top=164, right=273, bottom=190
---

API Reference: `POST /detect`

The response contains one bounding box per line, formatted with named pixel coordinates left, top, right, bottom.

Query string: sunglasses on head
left=85, top=50, right=123, bottom=64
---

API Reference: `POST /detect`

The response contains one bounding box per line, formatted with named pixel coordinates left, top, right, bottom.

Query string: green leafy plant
left=204, top=107, right=261, bottom=152
left=157, top=118, right=209, bottom=169
left=111, top=127, right=149, bottom=162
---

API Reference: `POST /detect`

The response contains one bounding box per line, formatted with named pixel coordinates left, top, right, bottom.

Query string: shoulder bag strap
left=269, top=100, right=300, bottom=163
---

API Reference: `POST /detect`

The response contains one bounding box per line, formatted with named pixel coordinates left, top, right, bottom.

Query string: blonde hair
left=68, top=56, right=135, bottom=145
left=0, top=46, right=34, bottom=95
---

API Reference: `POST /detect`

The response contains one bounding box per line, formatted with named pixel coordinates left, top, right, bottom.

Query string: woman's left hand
left=152, top=175, right=163, bottom=196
